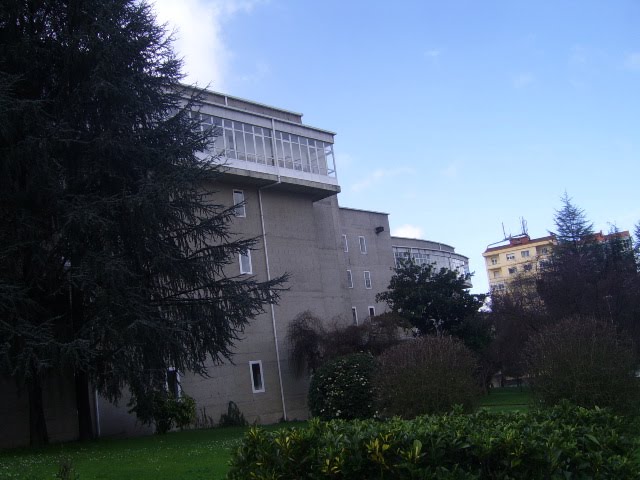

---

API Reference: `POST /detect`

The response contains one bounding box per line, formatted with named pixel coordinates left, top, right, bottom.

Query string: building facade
left=1, top=90, right=472, bottom=447
left=482, top=234, right=555, bottom=293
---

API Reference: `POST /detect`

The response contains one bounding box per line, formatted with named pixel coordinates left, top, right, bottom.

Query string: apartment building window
left=521, top=250, right=530, bottom=258
left=364, top=271, right=372, bottom=289
left=538, top=246, right=549, bottom=255
left=240, top=250, right=252, bottom=274
left=492, top=283, right=506, bottom=292
left=166, top=368, right=180, bottom=398
left=233, top=189, right=246, bottom=217
left=342, top=234, right=348, bottom=252
left=359, top=236, right=367, bottom=254
left=490, top=256, right=498, bottom=265
left=368, top=306, right=376, bottom=317
left=346, top=270, right=353, bottom=288
left=523, top=263, right=533, bottom=272
left=351, top=307, right=358, bottom=325
left=492, top=269, right=501, bottom=279
left=508, top=267, right=517, bottom=275
left=506, top=253, right=515, bottom=261
left=249, top=361, right=265, bottom=393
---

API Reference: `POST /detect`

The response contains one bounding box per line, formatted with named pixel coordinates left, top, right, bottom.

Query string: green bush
left=308, top=353, right=376, bottom=420
left=129, top=391, right=196, bottom=434
left=227, top=403, right=640, bottom=479
left=375, top=336, right=479, bottom=418
left=218, top=401, right=247, bottom=427
left=524, top=316, right=640, bottom=413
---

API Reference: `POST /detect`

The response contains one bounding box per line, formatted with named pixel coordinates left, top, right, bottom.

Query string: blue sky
left=153, top=0, right=640, bottom=293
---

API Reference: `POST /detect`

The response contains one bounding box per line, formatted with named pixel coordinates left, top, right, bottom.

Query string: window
left=359, top=236, right=367, bottom=254
left=523, top=263, right=533, bottom=272
left=239, top=250, right=252, bottom=274
left=368, top=306, right=376, bottom=318
left=249, top=361, right=265, bottom=393
left=521, top=250, right=530, bottom=258
left=492, top=283, right=506, bottom=292
left=166, top=368, right=180, bottom=398
left=490, top=256, right=498, bottom=265
left=346, top=270, right=353, bottom=288
left=364, top=271, right=372, bottom=289
left=351, top=307, right=358, bottom=325
left=506, top=253, right=515, bottom=261
left=508, top=267, right=517, bottom=275
left=492, top=269, right=501, bottom=278
left=342, top=234, right=348, bottom=252
left=538, top=246, right=549, bottom=255
left=233, top=190, right=246, bottom=217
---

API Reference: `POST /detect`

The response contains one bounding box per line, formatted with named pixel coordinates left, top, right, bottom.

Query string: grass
left=0, top=390, right=533, bottom=480
left=477, top=386, right=533, bottom=413
left=0, top=423, right=303, bottom=480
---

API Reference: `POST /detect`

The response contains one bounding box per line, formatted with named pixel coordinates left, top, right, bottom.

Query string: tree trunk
left=28, top=375, right=49, bottom=446
left=75, top=370, right=94, bottom=440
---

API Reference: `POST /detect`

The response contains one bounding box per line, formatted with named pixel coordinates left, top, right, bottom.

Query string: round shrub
left=524, top=315, right=640, bottom=412
left=308, top=353, right=376, bottom=420
left=375, top=336, right=479, bottom=418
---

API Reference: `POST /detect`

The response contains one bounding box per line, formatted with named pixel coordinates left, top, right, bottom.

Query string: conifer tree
left=0, top=0, right=286, bottom=445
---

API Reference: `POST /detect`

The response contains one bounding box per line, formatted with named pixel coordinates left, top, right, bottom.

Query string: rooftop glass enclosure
left=197, top=113, right=336, bottom=178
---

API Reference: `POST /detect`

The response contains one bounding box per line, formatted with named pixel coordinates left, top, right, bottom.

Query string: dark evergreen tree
left=538, top=195, right=638, bottom=335
left=376, top=261, right=486, bottom=340
left=0, top=0, right=286, bottom=445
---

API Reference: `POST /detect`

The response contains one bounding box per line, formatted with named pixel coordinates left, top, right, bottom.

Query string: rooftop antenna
left=502, top=222, right=507, bottom=241
left=520, top=217, right=528, bottom=236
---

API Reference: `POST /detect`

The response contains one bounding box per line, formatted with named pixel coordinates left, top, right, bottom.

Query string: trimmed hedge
left=227, top=403, right=640, bottom=479
left=308, top=353, right=376, bottom=420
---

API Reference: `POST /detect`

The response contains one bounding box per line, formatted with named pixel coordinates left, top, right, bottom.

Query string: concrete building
left=391, top=237, right=470, bottom=278
left=1, top=90, right=471, bottom=447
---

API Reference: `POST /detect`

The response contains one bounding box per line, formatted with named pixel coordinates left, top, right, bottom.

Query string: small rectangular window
left=342, top=234, right=348, bottom=252
left=351, top=307, right=358, bottom=326
left=521, top=250, right=530, bottom=258
left=368, top=306, right=375, bottom=317
left=240, top=250, right=252, bottom=274
left=493, top=269, right=501, bottom=278
left=359, top=236, right=367, bottom=254
left=346, top=270, right=353, bottom=288
left=249, top=361, right=265, bottom=393
left=490, top=256, right=498, bottom=265
left=508, top=266, right=517, bottom=275
left=166, top=368, right=180, bottom=398
left=506, top=253, right=515, bottom=261
left=233, top=190, right=246, bottom=217
left=364, top=271, right=372, bottom=289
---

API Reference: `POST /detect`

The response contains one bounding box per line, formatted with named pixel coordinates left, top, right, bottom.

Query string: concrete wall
left=0, top=373, right=79, bottom=448
left=339, top=208, right=394, bottom=323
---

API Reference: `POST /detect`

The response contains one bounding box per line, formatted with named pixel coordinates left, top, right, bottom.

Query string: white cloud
left=392, top=224, right=424, bottom=239
left=624, top=52, right=640, bottom=71
left=512, top=72, right=535, bottom=89
left=151, top=0, right=264, bottom=90
left=349, top=167, right=414, bottom=193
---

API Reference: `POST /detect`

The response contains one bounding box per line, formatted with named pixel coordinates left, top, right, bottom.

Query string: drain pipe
left=258, top=181, right=287, bottom=420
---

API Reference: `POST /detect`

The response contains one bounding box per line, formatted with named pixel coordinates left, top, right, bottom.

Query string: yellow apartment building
left=482, top=234, right=555, bottom=293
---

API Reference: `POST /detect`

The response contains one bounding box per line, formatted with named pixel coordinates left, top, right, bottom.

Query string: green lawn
left=477, top=386, right=533, bottom=413
left=0, top=391, right=532, bottom=480
left=0, top=423, right=302, bottom=480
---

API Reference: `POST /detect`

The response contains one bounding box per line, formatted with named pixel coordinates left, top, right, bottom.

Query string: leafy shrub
left=375, top=336, right=479, bottom=418
left=524, top=316, right=640, bottom=412
left=308, top=353, right=376, bottom=420
left=227, top=403, right=640, bottom=479
left=218, top=401, right=247, bottom=427
left=130, top=391, right=196, bottom=434
left=287, top=311, right=402, bottom=376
